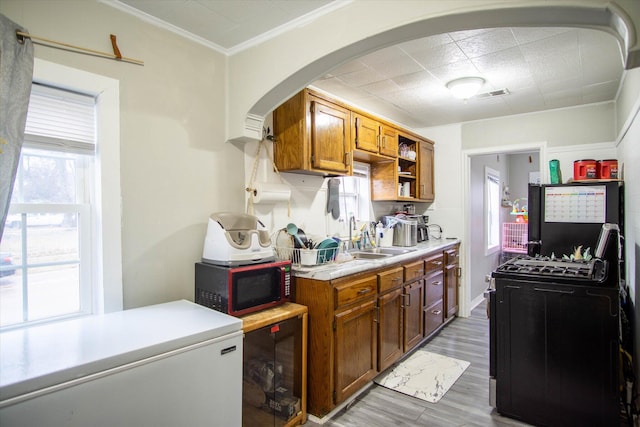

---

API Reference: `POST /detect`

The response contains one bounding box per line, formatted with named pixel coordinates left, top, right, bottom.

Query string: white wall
left=616, top=67, right=640, bottom=400
left=469, top=154, right=509, bottom=303
left=508, top=152, right=539, bottom=200
left=462, top=102, right=616, bottom=150
left=1, top=1, right=243, bottom=309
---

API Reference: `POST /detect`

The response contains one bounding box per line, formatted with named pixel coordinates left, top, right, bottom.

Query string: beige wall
left=1, top=0, right=243, bottom=309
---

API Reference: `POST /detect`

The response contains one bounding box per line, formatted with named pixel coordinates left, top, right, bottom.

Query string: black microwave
left=194, top=260, right=291, bottom=316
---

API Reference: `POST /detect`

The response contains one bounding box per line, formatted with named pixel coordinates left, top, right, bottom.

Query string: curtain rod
left=16, top=31, right=144, bottom=66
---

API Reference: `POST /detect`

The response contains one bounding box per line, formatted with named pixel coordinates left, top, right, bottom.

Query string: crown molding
left=101, top=0, right=352, bottom=56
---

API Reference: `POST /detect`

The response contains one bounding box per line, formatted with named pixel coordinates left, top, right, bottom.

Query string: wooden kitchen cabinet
left=334, top=297, right=378, bottom=405
left=371, top=132, right=435, bottom=202
left=273, top=87, right=436, bottom=202
left=352, top=112, right=398, bottom=158
left=293, top=271, right=377, bottom=416
left=273, top=89, right=352, bottom=176
left=240, top=303, right=308, bottom=427
left=444, top=243, right=460, bottom=320
left=423, top=252, right=444, bottom=336
left=377, top=267, right=404, bottom=372
left=402, top=259, right=425, bottom=352
left=403, top=279, right=424, bottom=352
left=292, top=247, right=455, bottom=417
left=418, top=140, right=435, bottom=202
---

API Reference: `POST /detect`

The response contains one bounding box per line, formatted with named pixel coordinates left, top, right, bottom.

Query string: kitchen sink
left=360, top=247, right=417, bottom=255
left=350, top=251, right=392, bottom=260
left=349, top=247, right=417, bottom=259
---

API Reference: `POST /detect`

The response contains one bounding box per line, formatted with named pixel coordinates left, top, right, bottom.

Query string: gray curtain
left=0, top=14, right=34, bottom=240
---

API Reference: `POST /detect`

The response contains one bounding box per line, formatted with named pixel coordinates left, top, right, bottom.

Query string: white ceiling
left=111, top=0, right=624, bottom=129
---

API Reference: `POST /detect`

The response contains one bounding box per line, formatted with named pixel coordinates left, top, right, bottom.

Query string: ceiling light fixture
left=446, top=77, right=485, bottom=100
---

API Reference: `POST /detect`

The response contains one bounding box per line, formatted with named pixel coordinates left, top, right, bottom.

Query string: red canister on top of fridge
left=597, top=159, right=618, bottom=179
left=573, top=159, right=597, bottom=180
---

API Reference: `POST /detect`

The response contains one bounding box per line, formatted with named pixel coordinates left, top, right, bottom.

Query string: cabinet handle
left=431, top=309, right=442, bottom=315
left=392, top=277, right=402, bottom=283
left=357, top=288, right=372, bottom=295
left=376, top=134, right=380, bottom=149
left=374, top=306, right=380, bottom=323
left=344, top=152, right=352, bottom=166
left=457, top=267, right=462, bottom=277
left=382, top=135, right=386, bottom=149
left=402, top=293, right=411, bottom=307
left=432, top=261, right=443, bottom=266
left=431, top=281, right=442, bottom=286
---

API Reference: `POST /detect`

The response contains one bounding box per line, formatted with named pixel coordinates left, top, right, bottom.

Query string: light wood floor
left=304, top=302, right=533, bottom=427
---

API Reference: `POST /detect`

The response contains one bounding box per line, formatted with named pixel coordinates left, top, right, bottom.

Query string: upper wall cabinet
left=418, top=140, right=435, bottom=202
left=273, top=88, right=435, bottom=202
left=353, top=113, right=398, bottom=158
left=273, top=90, right=352, bottom=176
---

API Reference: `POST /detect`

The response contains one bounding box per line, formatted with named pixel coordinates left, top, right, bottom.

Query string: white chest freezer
left=0, top=300, right=243, bottom=427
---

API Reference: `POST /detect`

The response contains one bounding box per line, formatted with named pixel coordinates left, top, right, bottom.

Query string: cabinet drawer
left=424, top=300, right=444, bottom=337
left=378, top=267, right=404, bottom=293
left=334, top=275, right=377, bottom=309
left=445, top=247, right=459, bottom=265
left=424, top=253, right=444, bottom=275
left=404, top=260, right=425, bottom=282
left=424, top=272, right=444, bottom=305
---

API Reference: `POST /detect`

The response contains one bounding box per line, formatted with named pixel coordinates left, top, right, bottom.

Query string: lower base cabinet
left=424, top=300, right=444, bottom=337
left=240, top=303, right=308, bottom=427
left=293, top=245, right=459, bottom=418
left=403, top=280, right=424, bottom=351
left=334, top=298, right=378, bottom=404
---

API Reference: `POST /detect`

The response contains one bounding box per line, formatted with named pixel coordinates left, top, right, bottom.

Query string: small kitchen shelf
left=240, top=303, right=308, bottom=427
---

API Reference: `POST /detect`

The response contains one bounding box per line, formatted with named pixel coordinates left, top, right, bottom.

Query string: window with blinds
left=0, top=84, right=97, bottom=329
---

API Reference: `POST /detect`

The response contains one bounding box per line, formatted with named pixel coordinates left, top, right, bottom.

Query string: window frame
left=338, top=161, right=371, bottom=223
left=7, top=59, right=123, bottom=323
left=485, top=167, right=501, bottom=255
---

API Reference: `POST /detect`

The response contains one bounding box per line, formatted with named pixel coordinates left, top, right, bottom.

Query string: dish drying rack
left=275, top=246, right=338, bottom=267
left=273, top=229, right=339, bottom=267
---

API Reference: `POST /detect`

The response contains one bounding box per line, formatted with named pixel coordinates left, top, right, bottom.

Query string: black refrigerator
left=527, top=181, right=624, bottom=260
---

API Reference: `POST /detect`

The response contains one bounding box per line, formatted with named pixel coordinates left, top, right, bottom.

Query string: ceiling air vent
left=474, top=88, right=510, bottom=99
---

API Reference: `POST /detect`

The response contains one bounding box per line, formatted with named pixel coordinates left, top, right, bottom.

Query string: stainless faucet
left=349, top=215, right=356, bottom=249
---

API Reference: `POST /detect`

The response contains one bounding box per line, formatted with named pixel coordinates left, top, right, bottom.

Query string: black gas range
left=488, top=228, right=622, bottom=426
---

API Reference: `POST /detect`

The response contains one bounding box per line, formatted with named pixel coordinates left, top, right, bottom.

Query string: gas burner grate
left=496, top=256, right=598, bottom=279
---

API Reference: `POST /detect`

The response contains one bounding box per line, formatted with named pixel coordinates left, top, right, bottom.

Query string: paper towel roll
left=252, top=182, right=291, bottom=204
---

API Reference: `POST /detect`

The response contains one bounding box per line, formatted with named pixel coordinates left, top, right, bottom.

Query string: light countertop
left=0, top=300, right=241, bottom=403
left=291, top=239, right=460, bottom=281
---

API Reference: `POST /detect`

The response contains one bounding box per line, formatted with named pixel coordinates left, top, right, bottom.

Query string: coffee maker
left=408, top=214, right=429, bottom=242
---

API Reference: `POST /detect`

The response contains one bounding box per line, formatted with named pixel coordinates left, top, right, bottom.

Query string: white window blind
left=24, top=84, right=96, bottom=153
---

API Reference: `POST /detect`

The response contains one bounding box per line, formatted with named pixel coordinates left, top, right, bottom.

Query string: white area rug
left=374, top=350, right=470, bottom=403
